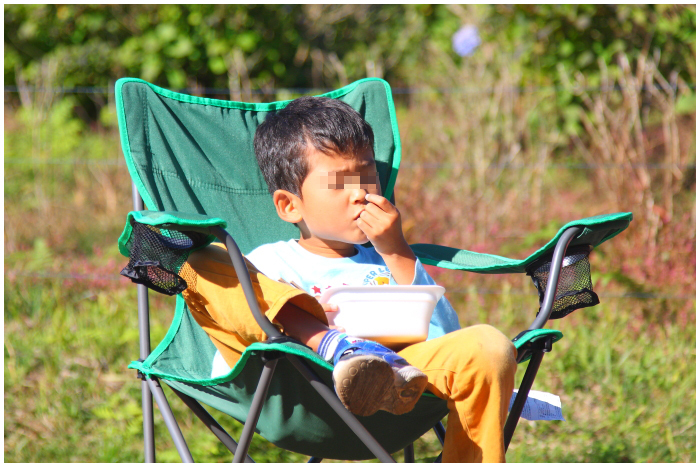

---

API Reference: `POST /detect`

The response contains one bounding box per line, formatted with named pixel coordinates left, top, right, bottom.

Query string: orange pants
left=182, top=244, right=517, bottom=463
left=398, top=326, right=517, bottom=462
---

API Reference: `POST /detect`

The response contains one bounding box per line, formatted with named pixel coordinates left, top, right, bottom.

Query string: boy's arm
left=357, top=193, right=416, bottom=285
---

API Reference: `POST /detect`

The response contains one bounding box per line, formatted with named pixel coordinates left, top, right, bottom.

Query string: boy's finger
left=364, top=193, right=394, bottom=212
left=357, top=214, right=375, bottom=232
left=357, top=216, right=379, bottom=237
left=359, top=203, right=383, bottom=221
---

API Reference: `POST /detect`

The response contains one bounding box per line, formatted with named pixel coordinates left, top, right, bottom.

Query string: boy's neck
left=297, top=236, right=358, bottom=258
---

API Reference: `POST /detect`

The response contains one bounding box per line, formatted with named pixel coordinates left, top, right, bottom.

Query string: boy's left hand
left=357, top=193, right=413, bottom=258
left=319, top=302, right=344, bottom=332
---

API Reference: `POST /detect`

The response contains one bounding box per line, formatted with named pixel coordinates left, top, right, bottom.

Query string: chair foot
left=403, top=443, right=415, bottom=463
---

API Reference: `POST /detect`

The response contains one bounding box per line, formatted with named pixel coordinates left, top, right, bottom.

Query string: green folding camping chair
left=115, top=77, right=632, bottom=462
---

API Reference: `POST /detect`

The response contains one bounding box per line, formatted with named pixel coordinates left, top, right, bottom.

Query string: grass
left=4, top=73, right=695, bottom=462
left=5, top=256, right=694, bottom=462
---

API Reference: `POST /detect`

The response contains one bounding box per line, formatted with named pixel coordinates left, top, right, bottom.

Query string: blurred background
left=4, top=5, right=695, bottom=462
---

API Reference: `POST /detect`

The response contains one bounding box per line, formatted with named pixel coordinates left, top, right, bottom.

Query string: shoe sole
left=386, top=365, right=429, bottom=415
left=333, top=355, right=428, bottom=417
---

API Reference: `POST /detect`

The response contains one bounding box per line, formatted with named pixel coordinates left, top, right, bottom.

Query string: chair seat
left=129, top=296, right=449, bottom=460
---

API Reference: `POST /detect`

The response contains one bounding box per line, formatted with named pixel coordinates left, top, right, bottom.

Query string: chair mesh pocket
left=526, top=245, right=599, bottom=319
left=120, top=220, right=210, bottom=295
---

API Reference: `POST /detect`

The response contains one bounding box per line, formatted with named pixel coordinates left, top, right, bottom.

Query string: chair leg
left=233, top=358, right=279, bottom=463
left=503, top=349, right=545, bottom=452
left=432, top=422, right=445, bottom=446
left=133, top=187, right=156, bottom=462
left=431, top=421, right=445, bottom=463
left=141, top=380, right=156, bottom=462
left=403, top=443, right=415, bottom=463
left=170, top=387, right=255, bottom=463
left=286, top=354, right=396, bottom=463
left=146, top=377, right=194, bottom=463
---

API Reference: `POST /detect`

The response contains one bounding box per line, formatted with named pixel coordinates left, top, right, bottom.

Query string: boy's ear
left=273, top=189, right=303, bottom=224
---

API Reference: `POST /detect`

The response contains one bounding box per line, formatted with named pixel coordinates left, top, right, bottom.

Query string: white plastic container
left=318, top=285, right=445, bottom=347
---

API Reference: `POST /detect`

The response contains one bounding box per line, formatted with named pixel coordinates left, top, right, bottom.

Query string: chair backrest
left=116, top=78, right=402, bottom=254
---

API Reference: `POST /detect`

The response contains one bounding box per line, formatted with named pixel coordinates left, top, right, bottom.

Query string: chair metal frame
left=130, top=183, right=582, bottom=463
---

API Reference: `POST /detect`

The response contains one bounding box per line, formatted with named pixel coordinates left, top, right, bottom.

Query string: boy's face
left=295, top=146, right=382, bottom=248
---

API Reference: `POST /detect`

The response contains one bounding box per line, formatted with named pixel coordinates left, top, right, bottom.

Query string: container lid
left=318, top=285, right=445, bottom=304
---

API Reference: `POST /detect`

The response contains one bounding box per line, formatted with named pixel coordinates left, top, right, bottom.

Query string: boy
left=182, top=96, right=517, bottom=462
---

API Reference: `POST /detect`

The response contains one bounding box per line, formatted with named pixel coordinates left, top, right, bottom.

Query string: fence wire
left=4, top=82, right=695, bottom=96
left=6, top=271, right=694, bottom=301
left=4, top=158, right=694, bottom=170
left=6, top=83, right=694, bottom=170
left=6, top=85, right=693, bottom=301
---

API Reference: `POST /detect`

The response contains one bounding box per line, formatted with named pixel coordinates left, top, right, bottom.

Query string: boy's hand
left=320, top=303, right=338, bottom=313
left=319, top=302, right=344, bottom=332
left=357, top=194, right=413, bottom=258
left=357, top=193, right=417, bottom=285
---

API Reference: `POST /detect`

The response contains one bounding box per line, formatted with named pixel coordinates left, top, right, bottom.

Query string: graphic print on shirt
left=362, top=267, right=391, bottom=286
left=307, top=266, right=391, bottom=298
left=310, top=283, right=348, bottom=299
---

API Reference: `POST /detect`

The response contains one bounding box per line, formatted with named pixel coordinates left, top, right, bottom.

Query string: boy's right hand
left=320, top=303, right=338, bottom=313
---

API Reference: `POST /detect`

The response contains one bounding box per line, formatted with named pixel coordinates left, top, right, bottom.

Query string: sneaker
left=332, top=340, right=428, bottom=417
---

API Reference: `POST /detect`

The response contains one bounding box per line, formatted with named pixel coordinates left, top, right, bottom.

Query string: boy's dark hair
left=254, top=96, right=375, bottom=196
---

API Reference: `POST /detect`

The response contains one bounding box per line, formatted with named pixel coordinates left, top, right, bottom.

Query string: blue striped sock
left=317, top=329, right=346, bottom=362
left=318, top=330, right=365, bottom=363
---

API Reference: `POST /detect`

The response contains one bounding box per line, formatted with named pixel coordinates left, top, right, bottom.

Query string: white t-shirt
left=246, top=239, right=461, bottom=341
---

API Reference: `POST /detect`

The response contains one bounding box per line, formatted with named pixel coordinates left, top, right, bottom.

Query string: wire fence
left=6, top=86, right=693, bottom=303
left=4, top=157, right=695, bottom=170
left=6, top=270, right=694, bottom=301
left=5, top=271, right=696, bottom=300
left=4, top=82, right=695, bottom=96
left=4, top=158, right=127, bottom=166
left=6, top=83, right=695, bottom=170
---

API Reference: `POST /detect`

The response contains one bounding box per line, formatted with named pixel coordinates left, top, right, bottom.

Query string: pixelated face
left=317, top=171, right=380, bottom=191
left=296, top=146, right=382, bottom=246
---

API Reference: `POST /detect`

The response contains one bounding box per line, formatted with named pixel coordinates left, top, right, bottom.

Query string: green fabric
left=411, top=212, right=633, bottom=274
left=511, top=329, right=564, bottom=363
left=118, top=210, right=227, bottom=257
left=115, top=77, right=401, bottom=255
left=129, top=297, right=448, bottom=460
left=116, top=78, right=630, bottom=460
left=512, top=329, right=563, bottom=349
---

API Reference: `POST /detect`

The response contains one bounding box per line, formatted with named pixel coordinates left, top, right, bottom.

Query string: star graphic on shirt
left=312, top=285, right=321, bottom=294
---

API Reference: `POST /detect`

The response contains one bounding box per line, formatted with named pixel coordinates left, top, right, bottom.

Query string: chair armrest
left=527, top=226, right=582, bottom=329
left=208, top=226, right=283, bottom=340
left=117, top=210, right=227, bottom=258
left=410, top=212, right=632, bottom=274
left=410, top=213, right=632, bottom=326
left=118, top=210, right=282, bottom=339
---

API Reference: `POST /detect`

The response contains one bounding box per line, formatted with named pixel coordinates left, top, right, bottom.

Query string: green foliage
left=4, top=5, right=695, bottom=462
left=474, top=5, right=696, bottom=136
left=481, top=5, right=695, bottom=86
left=4, top=100, right=125, bottom=256
left=4, top=113, right=695, bottom=460
left=5, top=5, right=694, bottom=133
left=8, top=4, right=693, bottom=93
left=505, top=302, right=695, bottom=462
left=4, top=5, right=457, bottom=94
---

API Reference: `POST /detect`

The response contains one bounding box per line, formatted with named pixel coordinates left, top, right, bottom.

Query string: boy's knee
left=459, top=324, right=517, bottom=376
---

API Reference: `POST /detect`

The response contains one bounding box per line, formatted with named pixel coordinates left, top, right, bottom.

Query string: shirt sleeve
left=245, top=244, right=283, bottom=280
left=411, top=259, right=461, bottom=339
